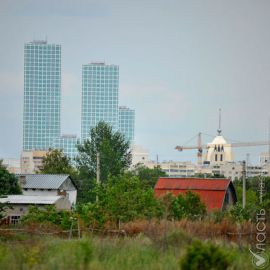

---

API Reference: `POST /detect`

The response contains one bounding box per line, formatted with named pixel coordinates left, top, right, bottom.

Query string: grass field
left=0, top=225, right=268, bottom=270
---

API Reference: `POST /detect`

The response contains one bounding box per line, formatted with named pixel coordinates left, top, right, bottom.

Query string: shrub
left=163, top=191, right=207, bottom=221
left=77, top=174, right=163, bottom=228
left=180, top=240, right=232, bottom=270
left=21, top=205, right=77, bottom=230
left=228, top=203, right=256, bottom=222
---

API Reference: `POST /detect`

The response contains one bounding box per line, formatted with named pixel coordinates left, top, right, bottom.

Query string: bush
left=77, top=174, right=163, bottom=228
left=162, top=191, right=207, bottom=221
left=228, top=202, right=257, bottom=222
left=180, top=240, right=232, bottom=270
left=21, top=205, right=77, bottom=230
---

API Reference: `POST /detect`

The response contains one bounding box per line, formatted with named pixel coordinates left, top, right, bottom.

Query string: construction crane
left=175, top=133, right=270, bottom=165
left=176, top=109, right=270, bottom=165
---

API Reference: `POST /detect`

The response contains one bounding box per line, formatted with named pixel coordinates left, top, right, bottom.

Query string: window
left=10, top=216, right=21, bottom=225
left=215, top=154, right=218, bottom=161
left=220, top=154, right=223, bottom=162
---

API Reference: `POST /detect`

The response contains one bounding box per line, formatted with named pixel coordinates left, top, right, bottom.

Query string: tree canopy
left=0, top=160, right=21, bottom=196
left=130, top=164, right=167, bottom=188
left=39, top=149, right=77, bottom=177
left=76, top=122, right=132, bottom=183
left=78, top=174, right=162, bottom=228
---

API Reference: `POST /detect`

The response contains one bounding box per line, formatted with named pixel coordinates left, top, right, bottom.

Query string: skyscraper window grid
left=81, top=63, right=119, bottom=140
left=23, top=41, right=61, bottom=151
left=119, top=106, right=135, bottom=143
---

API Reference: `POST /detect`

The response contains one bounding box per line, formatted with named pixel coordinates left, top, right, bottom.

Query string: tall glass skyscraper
left=53, top=135, right=78, bottom=160
left=23, top=40, right=61, bottom=151
left=81, top=62, right=119, bottom=140
left=119, top=106, right=135, bottom=143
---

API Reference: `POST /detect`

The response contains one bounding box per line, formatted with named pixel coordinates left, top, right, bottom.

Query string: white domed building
left=205, top=134, right=234, bottom=165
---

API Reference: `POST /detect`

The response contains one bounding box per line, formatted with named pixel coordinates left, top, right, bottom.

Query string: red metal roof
left=154, top=177, right=232, bottom=211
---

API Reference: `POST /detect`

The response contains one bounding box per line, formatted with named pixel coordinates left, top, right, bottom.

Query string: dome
left=205, top=135, right=233, bottom=164
left=210, top=135, right=227, bottom=145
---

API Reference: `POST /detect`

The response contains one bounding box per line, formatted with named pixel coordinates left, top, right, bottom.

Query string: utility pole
left=246, top=153, right=250, bottom=178
left=96, top=152, right=100, bottom=202
left=242, top=160, right=246, bottom=208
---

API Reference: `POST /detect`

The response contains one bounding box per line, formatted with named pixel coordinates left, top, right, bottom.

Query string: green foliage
left=73, top=177, right=97, bottom=204
left=228, top=202, right=257, bottom=222
left=180, top=240, right=232, bottom=270
left=235, top=186, right=258, bottom=206
left=0, top=202, right=12, bottom=220
left=0, top=160, right=21, bottom=196
left=0, top=161, right=21, bottom=220
left=39, top=149, right=77, bottom=176
left=234, top=176, right=270, bottom=202
left=78, top=174, right=162, bottom=227
left=130, top=164, right=167, bottom=188
left=45, top=238, right=93, bottom=270
left=0, top=238, right=93, bottom=270
left=0, top=234, right=269, bottom=270
left=22, top=205, right=76, bottom=230
left=168, top=191, right=207, bottom=221
left=76, top=121, right=132, bottom=184
left=77, top=201, right=106, bottom=228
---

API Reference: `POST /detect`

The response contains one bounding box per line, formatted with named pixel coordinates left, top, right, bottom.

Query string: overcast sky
left=0, top=0, right=270, bottom=163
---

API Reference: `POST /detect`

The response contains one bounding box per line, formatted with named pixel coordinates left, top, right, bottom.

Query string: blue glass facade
left=53, top=135, right=78, bottom=160
left=81, top=62, right=119, bottom=140
left=119, top=106, right=135, bottom=143
left=23, top=41, right=61, bottom=150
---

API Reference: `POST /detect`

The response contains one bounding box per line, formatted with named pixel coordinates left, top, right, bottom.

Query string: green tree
left=39, top=149, right=77, bottom=176
left=0, top=160, right=21, bottom=195
left=130, top=164, right=167, bottom=188
left=76, top=122, right=131, bottom=183
left=78, top=174, right=162, bottom=228
left=0, top=161, right=21, bottom=220
left=170, top=191, right=207, bottom=220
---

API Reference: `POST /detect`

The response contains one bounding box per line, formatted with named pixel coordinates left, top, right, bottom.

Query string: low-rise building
left=154, top=177, right=237, bottom=211
left=147, top=161, right=196, bottom=177
left=201, top=161, right=268, bottom=181
left=17, top=174, right=77, bottom=206
left=0, top=195, right=71, bottom=225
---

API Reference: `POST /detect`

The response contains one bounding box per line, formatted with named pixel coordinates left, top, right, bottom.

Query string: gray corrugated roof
left=17, top=174, right=70, bottom=189
left=0, top=195, right=63, bottom=204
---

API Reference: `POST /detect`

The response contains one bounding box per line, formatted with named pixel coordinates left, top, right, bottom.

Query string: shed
left=0, top=195, right=71, bottom=225
left=154, top=177, right=237, bottom=211
left=16, top=174, right=77, bottom=205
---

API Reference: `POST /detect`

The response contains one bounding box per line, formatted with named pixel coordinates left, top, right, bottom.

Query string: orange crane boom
left=175, top=134, right=269, bottom=165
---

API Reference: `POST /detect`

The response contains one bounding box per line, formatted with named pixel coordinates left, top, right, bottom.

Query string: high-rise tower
left=23, top=40, right=61, bottom=151
left=81, top=62, right=119, bottom=140
left=119, top=106, right=135, bottom=143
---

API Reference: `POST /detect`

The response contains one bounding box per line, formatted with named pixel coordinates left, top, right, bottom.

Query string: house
left=154, top=177, right=237, bottom=211
left=0, top=195, right=71, bottom=225
left=17, top=174, right=77, bottom=206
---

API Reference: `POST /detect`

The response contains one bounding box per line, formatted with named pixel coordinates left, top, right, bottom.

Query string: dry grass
left=122, top=219, right=270, bottom=245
